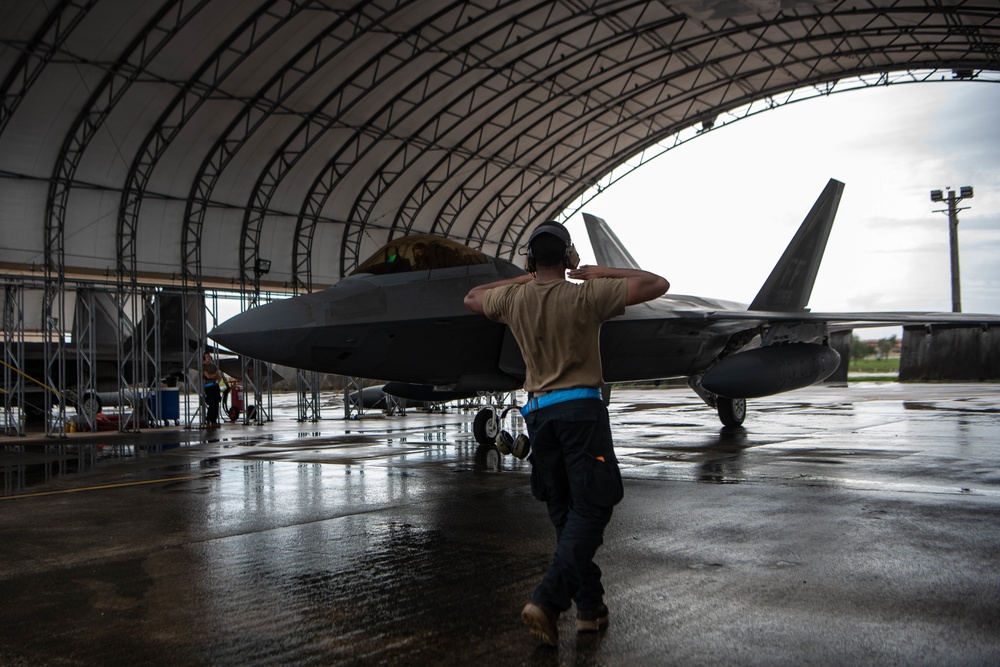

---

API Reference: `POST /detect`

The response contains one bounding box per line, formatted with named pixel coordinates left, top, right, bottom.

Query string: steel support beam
left=74, top=288, right=98, bottom=432
left=343, top=376, right=364, bottom=420
left=41, top=279, right=67, bottom=438
left=181, top=288, right=206, bottom=429
left=2, top=282, right=26, bottom=437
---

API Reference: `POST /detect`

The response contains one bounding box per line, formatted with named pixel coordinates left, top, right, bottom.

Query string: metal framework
left=292, top=259, right=322, bottom=422
left=2, top=282, right=25, bottom=436
left=181, top=289, right=206, bottom=429
left=0, top=0, right=98, bottom=137
left=74, top=288, right=98, bottom=433
left=1, top=0, right=998, bottom=428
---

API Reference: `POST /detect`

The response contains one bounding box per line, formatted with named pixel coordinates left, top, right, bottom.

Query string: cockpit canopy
left=350, top=234, right=489, bottom=276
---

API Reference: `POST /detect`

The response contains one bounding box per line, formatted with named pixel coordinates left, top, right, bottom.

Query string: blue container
left=149, top=388, right=180, bottom=422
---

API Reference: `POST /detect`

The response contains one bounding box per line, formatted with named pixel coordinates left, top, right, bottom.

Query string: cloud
left=579, top=82, right=1000, bottom=317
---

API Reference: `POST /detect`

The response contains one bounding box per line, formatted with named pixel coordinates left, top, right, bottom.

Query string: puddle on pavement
left=1, top=440, right=190, bottom=496
left=903, top=401, right=1000, bottom=413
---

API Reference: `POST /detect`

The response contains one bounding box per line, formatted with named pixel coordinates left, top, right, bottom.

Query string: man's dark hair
left=530, top=233, right=568, bottom=268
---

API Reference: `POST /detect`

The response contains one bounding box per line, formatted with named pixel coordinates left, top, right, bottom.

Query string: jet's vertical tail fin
left=582, top=212, right=643, bottom=270
left=749, top=178, right=844, bottom=312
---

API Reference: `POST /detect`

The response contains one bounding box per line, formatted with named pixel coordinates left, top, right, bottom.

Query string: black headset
left=495, top=406, right=530, bottom=459
left=526, top=221, right=580, bottom=273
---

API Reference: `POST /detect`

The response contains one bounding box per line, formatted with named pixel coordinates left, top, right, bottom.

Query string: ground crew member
left=464, top=220, right=668, bottom=647
left=203, top=351, right=222, bottom=427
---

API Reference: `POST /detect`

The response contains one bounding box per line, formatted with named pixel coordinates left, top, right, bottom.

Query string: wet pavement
left=1, top=384, right=999, bottom=666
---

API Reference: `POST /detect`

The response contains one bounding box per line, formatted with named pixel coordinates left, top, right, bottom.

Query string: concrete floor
left=1, top=384, right=999, bottom=666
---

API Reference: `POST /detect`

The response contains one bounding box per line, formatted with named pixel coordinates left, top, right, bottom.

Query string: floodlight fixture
left=254, top=258, right=271, bottom=275
left=929, top=184, right=974, bottom=313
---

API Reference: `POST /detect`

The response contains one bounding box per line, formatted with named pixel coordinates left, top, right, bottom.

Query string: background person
left=202, top=351, right=222, bottom=427
left=464, top=221, right=668, bottom=647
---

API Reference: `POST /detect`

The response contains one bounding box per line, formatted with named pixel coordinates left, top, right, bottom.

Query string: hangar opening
left=2, top=1, right=998, bottom=435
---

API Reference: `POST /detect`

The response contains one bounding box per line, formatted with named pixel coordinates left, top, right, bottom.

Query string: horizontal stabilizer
left=582, top=212, right=642, bottom=270
left=749, top=179, right=844, bottom=312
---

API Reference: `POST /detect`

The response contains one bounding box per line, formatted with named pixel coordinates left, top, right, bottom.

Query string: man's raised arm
left=568, top=265, right=669, bottom=305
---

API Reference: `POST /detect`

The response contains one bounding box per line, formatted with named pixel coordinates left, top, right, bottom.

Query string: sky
left=562, top=81, right=1000, bottom=340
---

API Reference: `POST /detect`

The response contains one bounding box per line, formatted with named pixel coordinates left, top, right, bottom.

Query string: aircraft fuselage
left=209, top=259, right=752, bottom=392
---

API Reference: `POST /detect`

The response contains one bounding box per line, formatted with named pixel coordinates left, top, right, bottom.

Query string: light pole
left=930, top=186, right=973, bottom=313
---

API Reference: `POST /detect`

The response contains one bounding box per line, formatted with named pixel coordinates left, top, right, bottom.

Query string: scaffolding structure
left=0, top=273, right=207, bottom=437
left=2, top=282, right=25, bottom=436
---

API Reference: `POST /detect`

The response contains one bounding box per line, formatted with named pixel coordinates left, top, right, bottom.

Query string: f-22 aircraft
left=209, top=179, right=1000, bottom=441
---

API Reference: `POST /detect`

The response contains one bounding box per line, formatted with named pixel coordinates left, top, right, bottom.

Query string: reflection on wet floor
left=695, top=427, right=750, bottom=484
left=0, top=406, right=532, bottom=497
left=1, top=440, right=191, bottom=496
left=4, top=385, right=1000, bottom=498
left=2, top=384, right=999, bottom=665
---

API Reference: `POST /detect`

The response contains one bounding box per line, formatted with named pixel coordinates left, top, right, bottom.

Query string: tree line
left=851, top=334, right=898, bottom=360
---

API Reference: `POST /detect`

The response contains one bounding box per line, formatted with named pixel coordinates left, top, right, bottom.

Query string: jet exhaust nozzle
left=701, top=343, right=841, bottom=399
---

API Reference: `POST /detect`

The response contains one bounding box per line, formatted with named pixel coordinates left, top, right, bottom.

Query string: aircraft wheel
left=473, top=408, right=498, bottom=446
left=77, top=392, right=102, bottom=421
left=717, top=397, right=747, bottom=427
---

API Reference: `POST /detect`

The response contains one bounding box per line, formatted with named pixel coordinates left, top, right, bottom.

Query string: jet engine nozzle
left=701, top=343, right=841, bottom=399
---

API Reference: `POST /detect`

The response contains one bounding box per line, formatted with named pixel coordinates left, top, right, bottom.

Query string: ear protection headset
left=495, top=406, right=530, bottom=459
left=525, top=220, right=580, bottom=273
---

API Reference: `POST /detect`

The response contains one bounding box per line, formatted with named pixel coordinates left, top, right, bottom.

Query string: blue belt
left=205, top=382, right=218, bottom=387
left=520, top=387, right=602, bottom=417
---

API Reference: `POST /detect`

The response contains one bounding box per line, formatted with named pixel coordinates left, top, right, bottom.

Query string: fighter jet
left=209, top=179, right=1000, bottom=440
left=5, top=291, right=202, bottom=424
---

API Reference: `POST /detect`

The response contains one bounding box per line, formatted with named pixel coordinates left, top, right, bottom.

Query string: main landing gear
left=689, top=376, right=747, bottom=427
left=716, top=396, right=747, bottom=428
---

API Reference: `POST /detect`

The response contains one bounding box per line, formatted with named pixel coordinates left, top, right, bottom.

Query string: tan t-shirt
left=483, top=278, right=627, bottom=393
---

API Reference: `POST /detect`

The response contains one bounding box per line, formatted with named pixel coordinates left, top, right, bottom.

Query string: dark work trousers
left=204, top=382, right=221, bottom=424
left=524, top=398, right=624, bottom=614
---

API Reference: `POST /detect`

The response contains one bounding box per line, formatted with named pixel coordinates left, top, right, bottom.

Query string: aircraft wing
left=671, top=308, right=1000, bottom=326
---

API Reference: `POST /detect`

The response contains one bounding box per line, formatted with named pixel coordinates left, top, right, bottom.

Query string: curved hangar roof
left=1, top=1, right=997, bottom=291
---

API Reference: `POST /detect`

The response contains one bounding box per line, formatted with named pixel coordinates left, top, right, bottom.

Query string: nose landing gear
left=472, top=407, right=499, bottom=445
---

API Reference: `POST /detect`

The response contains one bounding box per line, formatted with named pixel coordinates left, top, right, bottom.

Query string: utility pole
left=930, top=186, right=973, bottom=313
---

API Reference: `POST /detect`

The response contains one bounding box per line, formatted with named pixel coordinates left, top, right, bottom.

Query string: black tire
left=717, top=397, right=747, bottom=427
left=77, top=392, right=102, bottom=421
left=227, top=406, right=240, bottom=422
left=472, top=408, right=498, bottom=446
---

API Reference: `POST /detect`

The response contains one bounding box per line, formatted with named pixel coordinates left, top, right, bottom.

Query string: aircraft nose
left=209, top=297, right=313, bottom=364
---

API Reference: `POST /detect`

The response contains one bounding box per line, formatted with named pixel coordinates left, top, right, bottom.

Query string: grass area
left=848, top=357, right=899, bottom=374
